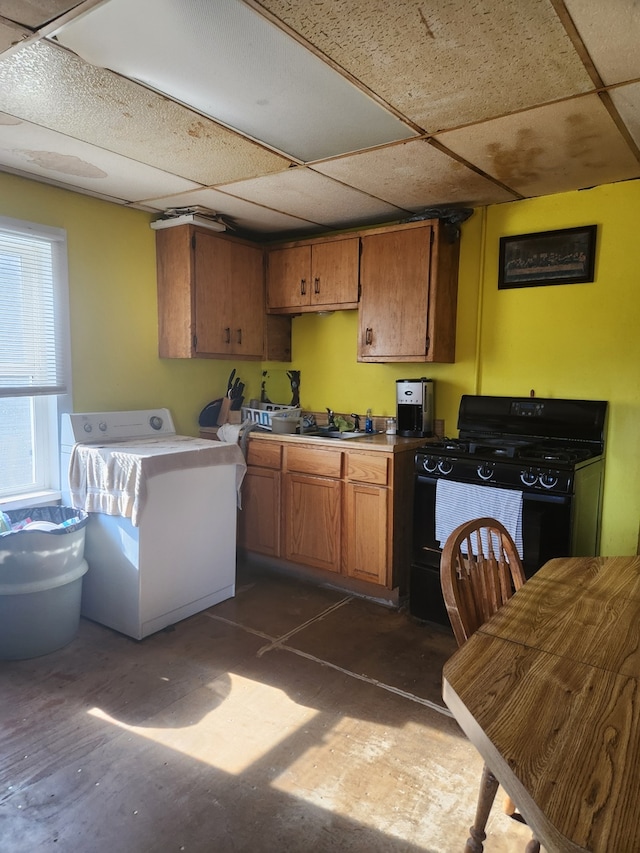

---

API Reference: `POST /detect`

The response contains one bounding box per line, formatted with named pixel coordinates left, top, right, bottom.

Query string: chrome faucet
left=326, top=408, right=337, bottom=429
left=350, top=413, right=361, bottom=431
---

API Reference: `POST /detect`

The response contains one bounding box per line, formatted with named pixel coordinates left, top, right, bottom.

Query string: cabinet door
left=267, top=246, right=311, bottom=310
left=310, top=239, right=359, bottom=308
left=156, top=225, right=196, bottom=358
left=344, top=482, right=389, bottom=585
left=194, top=233, right=265, bottom=357
left=238, top=467, right=281, bottom=556
left=358, top=226, right=432, bottom=361
left=284, top=473, right=342, bottom=573
left=227, top=241, right=265, bottom=357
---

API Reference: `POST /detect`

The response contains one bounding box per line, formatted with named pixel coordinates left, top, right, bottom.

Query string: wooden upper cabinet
left=157, top=218, right=458, bottom=363
left=194, top=231, right=264, bottom=357
left=358, top=221, right=459, bottom=363
left=156, top=225, right=291, bottom=361
left=267, top=237, right=360, bottom=313
left=311, top=240, right=360, bottom=308
left=267, top=245, right=309, bottom=311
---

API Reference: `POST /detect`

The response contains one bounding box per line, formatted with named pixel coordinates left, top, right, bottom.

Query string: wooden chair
left=440, top=517, right=540, bottom=853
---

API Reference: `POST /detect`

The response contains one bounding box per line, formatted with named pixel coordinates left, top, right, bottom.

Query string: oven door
left=410, top=474, right=573, bottom=623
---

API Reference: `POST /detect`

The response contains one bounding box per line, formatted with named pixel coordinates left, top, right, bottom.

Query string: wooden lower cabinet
left=239, top=437, right=416, bottom=597
left=344, top=482, right=388, bottom=585
left=238, top=441, right=282, bottom=557
left=283, top=473, right=342, bottom=572
left=343, top=451, right=390, bottom=585
left=239, top=467, right=281, bottom=556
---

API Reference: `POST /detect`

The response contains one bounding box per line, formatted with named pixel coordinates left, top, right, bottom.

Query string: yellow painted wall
left=2, top=171, right=637, bottom=554
left=480, top=183, right=640, bottom=556
left=0, top=172, right=261, bottom=435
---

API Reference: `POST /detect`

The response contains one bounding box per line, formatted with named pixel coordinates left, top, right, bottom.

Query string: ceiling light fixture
left=51, top=0, right=415, bottom=162
left=150, top=207, right=227, bottom=231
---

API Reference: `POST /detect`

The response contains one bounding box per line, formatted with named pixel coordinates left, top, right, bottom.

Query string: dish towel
left=435, top=479, right=524, bottom=557
left=68, top=437, right=246, bottom=525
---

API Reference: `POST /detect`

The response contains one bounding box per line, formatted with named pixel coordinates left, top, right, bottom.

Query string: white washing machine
left=60, top=409, right=246, bottom=640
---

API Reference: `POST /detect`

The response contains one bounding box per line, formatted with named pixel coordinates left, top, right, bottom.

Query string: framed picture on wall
left=498, top=225, right=597, bottom=289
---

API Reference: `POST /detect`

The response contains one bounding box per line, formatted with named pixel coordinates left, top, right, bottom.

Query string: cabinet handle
left=365, top=327, right=373, bottom=345
left=236, top=328, right=242, bottom=344
left=224, top=327, right=231, bottom=344
left=314, top=276, right=320, bottom=294
left=300, top=278, right=306, bottom=296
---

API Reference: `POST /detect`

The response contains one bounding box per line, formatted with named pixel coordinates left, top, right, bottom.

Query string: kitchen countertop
left=244, top=430, right=432, bottom=453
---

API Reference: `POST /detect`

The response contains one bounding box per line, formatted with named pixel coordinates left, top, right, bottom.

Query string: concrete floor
left=1, top=557, right=537, bottom=852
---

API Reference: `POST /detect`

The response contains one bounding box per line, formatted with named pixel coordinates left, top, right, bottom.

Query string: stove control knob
left=83, top=423, right=92, bottom=434
left=99, top=421, right=107, bottom=432
left=422, top=456, right=439, bottom=474
left=477, top=463, right=494, bottom=481
left=437, top=459, right=453, bottom=475
left=520, top=468, right=538, bottom=487
left=539, top=471, right=559, bottom=490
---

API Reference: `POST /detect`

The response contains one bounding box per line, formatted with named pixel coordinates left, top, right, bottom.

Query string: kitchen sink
left=298, top=429, right=373, bottom=440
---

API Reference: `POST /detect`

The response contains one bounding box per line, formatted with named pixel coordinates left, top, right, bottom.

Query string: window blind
left=0, top=218, right=69, bottom=398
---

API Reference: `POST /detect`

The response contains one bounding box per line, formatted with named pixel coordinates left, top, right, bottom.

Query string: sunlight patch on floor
left=87, top=671, right=321, bottom=774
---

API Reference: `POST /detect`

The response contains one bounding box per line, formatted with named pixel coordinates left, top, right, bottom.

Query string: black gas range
left=416, top=395, right=606, bottom=494
left=411, top=395, right=607, bottom=626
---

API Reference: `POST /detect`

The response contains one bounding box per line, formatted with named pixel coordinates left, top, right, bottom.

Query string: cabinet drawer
left=347, top=452, right=389, bottom=485
left=285, top=445, right=342, bottom=478
left=246, top=440, right=282, bottom=469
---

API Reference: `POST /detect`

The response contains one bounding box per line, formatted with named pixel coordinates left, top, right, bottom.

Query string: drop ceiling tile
left=435, top=94, right=640, bottom=198
left=0, top=113, right=201, bottom=201
left=141, top=187, right=321, bottom=235
left=313, top=139, right=517, bottom=209
left=258, top=0, right=594, bottom=132
left=564, top=0, right=640, bottom=85
left=0, top=1, right=80, bottom=29
left=609, top=83, right=640, bottom=149
left=0, top=19, right=29, bottom=52
left=220, top=168, right=406, bottom=229
left=0, top=41, right=290, bottom=185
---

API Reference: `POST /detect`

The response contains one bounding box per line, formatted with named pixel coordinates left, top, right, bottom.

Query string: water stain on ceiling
left=18, top=149, right=107, bottom=177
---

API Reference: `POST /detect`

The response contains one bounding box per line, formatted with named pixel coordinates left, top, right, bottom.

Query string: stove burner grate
left=519, top=446, right=593, bottom=464
left=467, top=437, right=534, bottom=458
left=419, top=437, right=598, bottom=468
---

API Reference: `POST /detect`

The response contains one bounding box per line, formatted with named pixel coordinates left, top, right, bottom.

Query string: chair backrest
left=440, top=517, right=526, bottom=647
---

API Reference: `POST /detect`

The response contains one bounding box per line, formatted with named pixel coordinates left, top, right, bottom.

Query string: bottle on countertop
left=365, top=408, right=374, bottom=434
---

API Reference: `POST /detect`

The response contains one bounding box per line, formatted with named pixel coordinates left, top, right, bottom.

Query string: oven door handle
left=417, top=474, right=571, bottom=505
left=416, top=474, right=438, bottom=486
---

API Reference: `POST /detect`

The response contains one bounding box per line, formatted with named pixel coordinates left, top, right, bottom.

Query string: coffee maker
left=396, top=378, right=434, bottom=437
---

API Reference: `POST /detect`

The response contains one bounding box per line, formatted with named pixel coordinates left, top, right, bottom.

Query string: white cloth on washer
left=68, top=436, right=246, bottom=525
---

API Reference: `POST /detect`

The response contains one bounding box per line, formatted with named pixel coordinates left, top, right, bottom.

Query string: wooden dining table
left=442, top=555, right=640, bottom=853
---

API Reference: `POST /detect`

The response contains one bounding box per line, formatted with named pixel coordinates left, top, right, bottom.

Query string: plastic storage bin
left=0, top=506, right=89, bottom=660
left=270, top=409, right=302, bottom=434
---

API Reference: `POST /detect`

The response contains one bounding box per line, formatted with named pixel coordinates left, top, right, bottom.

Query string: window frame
left=0, top=216, right=72, bottom=510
